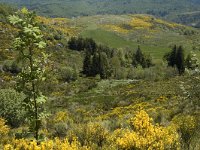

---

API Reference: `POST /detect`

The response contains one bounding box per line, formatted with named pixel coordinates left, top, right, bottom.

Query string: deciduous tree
left=9, top=8, right=48, bottom=140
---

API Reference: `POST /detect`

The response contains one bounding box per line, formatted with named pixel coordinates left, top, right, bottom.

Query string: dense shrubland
left=0, top=6, right=200, bottom=150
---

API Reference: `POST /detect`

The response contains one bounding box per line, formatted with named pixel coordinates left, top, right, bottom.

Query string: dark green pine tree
left=77, top=37, right=84, bottom=51
left=132, top=46, right=142, bottom=67
left=91, top=52, right=100, bottom=76
left=85, top=38, right=97, bottom=54
left=99, top=52, right=110, bottom=79
left=170, top=45, right=177, bottom=67
left=83, top=50, right=92, bottom=76
left=176, top=46, right=185, bottom=75
left=144, top=55, right=153, bottom=68
left=68, top=37, right=77, bottom=50
left=164, top=45, right=177, bottom=67
left=132, top=46, right=153, bottom=68
left=135, top=46, right=144, bottom=65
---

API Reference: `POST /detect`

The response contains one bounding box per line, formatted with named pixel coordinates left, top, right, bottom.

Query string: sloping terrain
left=38, top=14, right=200, bottom=60
left=1, top=9, right=200, bottom=61
left=1, top=4, right=200, bottom=150
left=1, top=0, right=200, bottom=26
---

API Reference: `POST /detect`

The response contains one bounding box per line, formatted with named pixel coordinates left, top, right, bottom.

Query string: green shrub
left=70, top=122, right=108, bottom=148
left=53, top=122, right=68, bottom=138
left=127, top=65, right=178, bottom=81
left=0, top=89, right=26, bottom=127
left=59, top=67, right=78, bottom=82
left=2, top=60, right=21, bottom=74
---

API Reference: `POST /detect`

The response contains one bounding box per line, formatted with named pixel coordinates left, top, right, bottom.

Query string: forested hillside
left=1, top=0, right=200, bottom=27
left=1, top=3, right=200, bottom=150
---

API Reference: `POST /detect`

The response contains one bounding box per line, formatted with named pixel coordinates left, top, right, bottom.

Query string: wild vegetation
left=1, top=0, right=200, bottom=27
left=0, top=4, right=200, bottom=150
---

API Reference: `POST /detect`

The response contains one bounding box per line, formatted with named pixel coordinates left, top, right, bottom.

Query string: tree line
left=164, top=45, right=199, bottom=75
left=68, top=37, right=199, bottom=78
left=68, top=37, right=154, bottom=79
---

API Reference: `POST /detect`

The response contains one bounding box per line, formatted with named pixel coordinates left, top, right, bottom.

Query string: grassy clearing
left=81, top=29, right=174, bottom=60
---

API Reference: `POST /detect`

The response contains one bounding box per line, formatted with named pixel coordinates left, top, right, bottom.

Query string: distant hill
left=1, top=3, right=200, bottom=62
left=172, top=11, right=200, bottom=28
left=1, top=0, right=200, bottom=27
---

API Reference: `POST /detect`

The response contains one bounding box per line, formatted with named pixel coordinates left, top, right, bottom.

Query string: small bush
left=2, top=60, right=21, bottom=74
left=127, top=65, right=178, bottom=81
left=0, top=118, right=10, bottom=144
left=0, top=89, right=26, bottom=127
left=70, top=122, right=108, bottom=148
left=59, top=67, right=78, bottom=82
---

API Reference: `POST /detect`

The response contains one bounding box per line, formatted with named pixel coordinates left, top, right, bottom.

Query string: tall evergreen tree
left=99, top=52, right=110, bottom=79
left=176, top=46, right=185, bottom=75
left=110, top=56, right=121, bottom=78
left=144, top=55, right=153, bottom=68
left=85, top=38, right=97, bottom=54
left=164, top=45, right=177, bottom=67
left=135, top=46, right=144, bottom=66
left=91, top=52, right=100, bottom=76
left=132, top=46, right=153, bottom=68
left=68, top=37, right=77, bottom=50
left=83, top=50, right=92, bottom=76
left=164, top=45, right=185, bottom=75
left=77, top=37, right=84, bottom=51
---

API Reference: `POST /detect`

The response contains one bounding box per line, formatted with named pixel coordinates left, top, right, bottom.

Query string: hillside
left=37, top=14, right=200, bottom=61
left=1, top=5, right=200, bottom=150
left=1, top=7, right=200, bottom=61
left=1, top=0, right=200, bottom=26
left=172, top=11, right=200, bottom=27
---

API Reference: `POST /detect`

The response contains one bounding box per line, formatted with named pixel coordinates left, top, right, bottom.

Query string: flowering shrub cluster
left=129, top=17, right=152, bottom=29
left=115, top=110, right=180, bottom=150
left=37, top=16, right=77, bottom=36
left=155, top=19, right=180, bottom=29
left=4, top=138, right=89, bottom=150
left=103, top=24, right=129, bottom=34
left=0, top=118, right=10, bottom=144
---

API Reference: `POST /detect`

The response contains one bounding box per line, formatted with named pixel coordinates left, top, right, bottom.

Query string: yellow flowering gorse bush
left=37, top=16, right=77, bottom=36
left=0, top=118, right=10, bottom=144
left=116, top=110, right=180, bottom=150
left=129, top=17, right=152, bottom=29
left=4, top=138, right=90, bottom=150
left=103, top=24, right=129, bottom=34
left=0, top=118, right=9, bottom=134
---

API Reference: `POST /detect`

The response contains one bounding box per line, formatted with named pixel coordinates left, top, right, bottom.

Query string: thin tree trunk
left=29, top=46, right=38, bottom=141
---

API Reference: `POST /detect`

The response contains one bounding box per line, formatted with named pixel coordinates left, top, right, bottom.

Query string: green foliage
left=164, top=45, right=185, bottom=75
left=9, top=8, right=47, bottom=140
left=2, top=60, right=21, bottom=74
left=2, top=0, right=200, bottom=26
left=80, top=38, right=113, bottom=79
left=68, top=37, right=90, bottom=51
left=185, top=52, right=192, bottom=69
left=1, top=2, right=200, bottom=149
left=185, top=51, right=199, bottom=74
left=69, top=122, right=108, bottom=148
left=83, top=50, right=93, bottom=76
left=0, top=3, right=14, bottom=22
left=164, top=45, right=177, bottom=68
left=172, top=115, right=198, bottom=149
left=176, top=46, right=185, bottom=75
left=83, top=51, right=111, bottom=79
left=59, top=66, right=78, bottom=82
left=0, top=88, right=26, bottom=127
left=99, top=52, right=111, bottom=79
left=132, top=46, right=154, bottom=68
